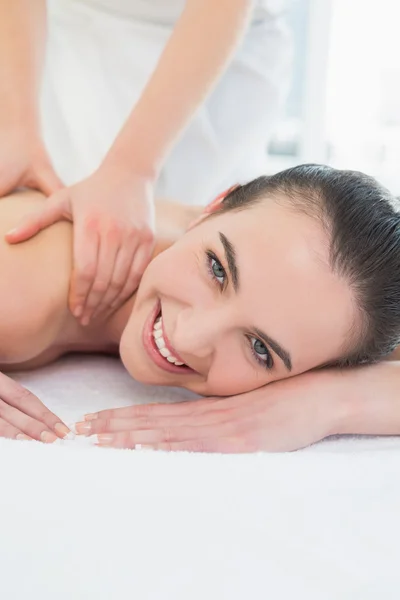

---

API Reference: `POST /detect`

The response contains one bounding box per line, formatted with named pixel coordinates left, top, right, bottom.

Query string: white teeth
left=155, top=337, right=166, bottom=350
left=152, top=314, right=185, bottom=366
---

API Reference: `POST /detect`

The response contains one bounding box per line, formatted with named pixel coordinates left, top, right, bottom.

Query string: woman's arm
left=337, top=361, right=400, bottom=436
left=0, top=0, right=61, bottom=195
left=77, top=361, right=400, bottom=452
left=0, top=0, right=46, bottom=131
left=104, top=0, right=255, bottom=178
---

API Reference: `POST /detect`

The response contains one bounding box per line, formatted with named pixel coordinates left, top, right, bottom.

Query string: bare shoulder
left=0, top=191, right=72, bottom=364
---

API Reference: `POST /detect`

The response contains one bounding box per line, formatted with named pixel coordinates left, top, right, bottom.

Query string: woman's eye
left=250, top=336, right=273, bottom=369
left=208, top=254, right=226, bottom=286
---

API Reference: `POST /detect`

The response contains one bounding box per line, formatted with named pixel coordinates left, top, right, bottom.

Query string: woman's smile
left=142, top=301, right=196, bottom=376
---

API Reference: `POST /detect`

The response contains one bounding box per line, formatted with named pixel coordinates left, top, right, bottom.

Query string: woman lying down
left=1, top=164, right=400, bottom=452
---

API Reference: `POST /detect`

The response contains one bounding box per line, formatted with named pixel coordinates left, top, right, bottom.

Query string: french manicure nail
left=97, top=434, right=114, bottom=446
left=41, top=431, right=58, bottom=443
left=75, top=421, right=92, bottom=435
left=54, top=422, right=71, bottom=438
left=16, top=434, right=31, bottom=441
left=84, top=413, right=98, bottom=421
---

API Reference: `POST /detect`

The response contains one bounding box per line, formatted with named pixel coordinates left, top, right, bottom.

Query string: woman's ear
left=187, top=185, right=239, bottom=230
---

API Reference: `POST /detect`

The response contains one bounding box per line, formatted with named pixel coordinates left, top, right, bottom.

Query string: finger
left=5, top=195, right=68, bottom=244
left=146, top=438, right=255, bottom=453
left=0, top=400, right=59, bottom=442
left=80, top=224, right=121, bottom=324
left=76, top=410, right=232, bottom=436
left=70, top=220, right=100, bottom=319
left=93, top=422, right=235, bottom=448
left=91, top=235, right=138, bottom=318
left=88, top=399, right=213, bottom=421
left=0, top=417, right=26, bottom=440
left=110, top=241, right=153, bottom=311
left=0, top=373, right=70, bottom=438
left=94, top=433, right=250, bottom=453
left=88, top=395, right=241, bottom=422
left=33, top=166, right=64, bottom=196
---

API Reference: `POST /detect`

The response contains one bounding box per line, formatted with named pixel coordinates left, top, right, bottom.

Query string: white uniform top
left=77, top=0, right=289, bottom=23
left=42, top=0, right=292, bottom=204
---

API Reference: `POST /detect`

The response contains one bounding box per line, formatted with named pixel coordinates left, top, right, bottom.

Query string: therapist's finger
left=110, top=241, right=153, bottom=310
left=80, top=224, right=121, bottom=324
left=92, top=234, right=138, bottom=318
left=70, top=220, right=99, bottom=319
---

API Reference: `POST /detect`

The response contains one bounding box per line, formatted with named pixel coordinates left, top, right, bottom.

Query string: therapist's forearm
left=104, top=0, right=254, bottom=179
left=0, top=0, right=47, bottom=130
left=337, top=361, right=400, bottom=436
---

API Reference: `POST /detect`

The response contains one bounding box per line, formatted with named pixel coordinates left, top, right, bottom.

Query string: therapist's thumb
left=5, top=192, right=70, bottom=244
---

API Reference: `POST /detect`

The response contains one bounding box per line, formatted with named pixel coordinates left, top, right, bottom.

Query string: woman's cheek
left=151, top=246, right=208, bottom=302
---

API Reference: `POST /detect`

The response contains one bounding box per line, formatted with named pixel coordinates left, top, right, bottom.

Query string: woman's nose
left=173, top=307, right=227, bottom=360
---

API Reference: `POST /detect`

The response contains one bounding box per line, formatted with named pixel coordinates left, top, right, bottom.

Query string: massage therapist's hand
left=0, top=371, right=71, bottom=442
left=0, top=126, right=62, bottom=197
left=6, top=164, right=156, bottom=324
left=75, top=369, right=350, bottom=452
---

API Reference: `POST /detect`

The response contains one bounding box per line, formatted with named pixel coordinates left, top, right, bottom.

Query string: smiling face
left=119, top=197, right=357, bottom=396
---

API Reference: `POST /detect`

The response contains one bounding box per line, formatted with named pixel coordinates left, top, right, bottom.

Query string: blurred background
left=268, top=0, right=400, bottom=194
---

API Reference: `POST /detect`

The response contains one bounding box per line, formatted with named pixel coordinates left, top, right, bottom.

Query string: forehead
left=202, top=201, right=356, bottom=370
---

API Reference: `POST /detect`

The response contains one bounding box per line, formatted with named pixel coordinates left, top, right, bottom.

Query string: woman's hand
left=75, top=369, right=350, bottom=452
left=0, top=127, right=62, bottom=197
left=6, top=165, right=156, bottom=324
left=0, top=372, right=70, bottom=442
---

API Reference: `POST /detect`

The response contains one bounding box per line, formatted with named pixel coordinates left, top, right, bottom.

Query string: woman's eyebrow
left=218, top=232, right=239, bottom=291
left=218, top=231, right=292, bottom=372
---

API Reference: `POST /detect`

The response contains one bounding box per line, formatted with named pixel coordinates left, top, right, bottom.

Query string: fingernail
left=84, top=413, right=98, bottom=421
left=41, top=431, right=58, bottom=443
left=81, top=315, right=90, bottom=326
left=54, top=422, right=71, bottom=438
left=96, top=434, right=114, bottom=446
left=16, top=434, right=32, bottom=441
left=135, top=444, right=153, bottom=451
left=75, top=421, right=92, bottom=435
left=73, top=306, right=83, bottom=318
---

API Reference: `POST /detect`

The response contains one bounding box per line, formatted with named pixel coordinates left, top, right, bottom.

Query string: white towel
left=0, top=355, right=399, bottom=599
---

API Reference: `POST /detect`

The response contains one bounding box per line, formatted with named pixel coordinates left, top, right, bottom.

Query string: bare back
left=0, top=191, right=72, bottom=367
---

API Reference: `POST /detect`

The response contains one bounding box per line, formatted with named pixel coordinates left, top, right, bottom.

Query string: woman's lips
left=142, top=302, right=194, bottom=375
